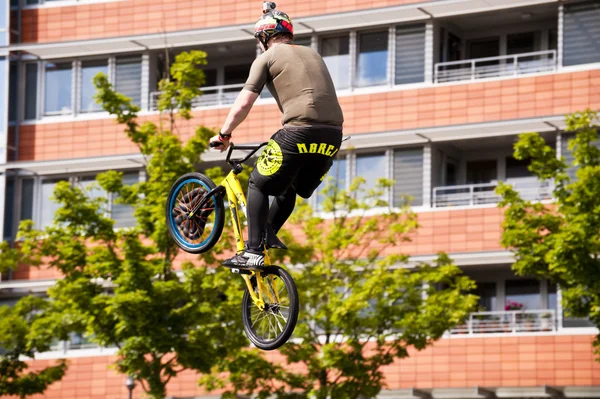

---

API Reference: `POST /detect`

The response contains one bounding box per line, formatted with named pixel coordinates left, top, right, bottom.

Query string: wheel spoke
left=252, top=312, right=268, bottom=329
left=272, top=310, right=284, bottom=331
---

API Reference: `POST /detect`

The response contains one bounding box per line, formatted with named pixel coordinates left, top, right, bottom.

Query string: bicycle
left=166, top=142, right=299, bottom=351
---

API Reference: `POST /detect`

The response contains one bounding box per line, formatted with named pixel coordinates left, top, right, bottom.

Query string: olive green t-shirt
left=243, top=43, right=344, bottom=128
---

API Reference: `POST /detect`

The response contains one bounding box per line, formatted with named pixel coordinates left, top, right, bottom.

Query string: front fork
left=222, top=177, right=280, bottom=310
left=239, top=253, right=280, bottom=311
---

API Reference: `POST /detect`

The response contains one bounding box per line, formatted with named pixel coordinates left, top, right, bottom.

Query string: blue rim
left=168, top=178, right=220, bottom=251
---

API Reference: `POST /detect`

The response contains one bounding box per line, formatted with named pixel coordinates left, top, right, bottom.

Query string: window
left=78, top=172, right=138, bottom=228
left=475, top=282, right=496, bottom=311
left=321, top=35, right=350, bottom=90
left=44, top=62, right=72, bottom=115
left=466, top=160, right=497, bottom=184
left=564, top=1, right=600, bottom=66
left=505, top=279, right=540, bottom=310
left=0, top=297, right=19, bottom=308
left=39, top=179, right=66, bottom=229
left=80, top=60, right=108, bottom=113
left=8, top=62, right=16, bottom=122
left=506, top=157, right=531, bottom=179
left=112, top=172, right=138, bottom=228
left=395, top=24, right=425, bottom=85
left=0, top=57, right=6, bottom=131
left=357, top=31, right=388, bottom=87
left=445, top=159, right=458, bottom=186
left=36, top=172, right=138, bottom=230
left=78, top=176, right=108, bottom=210
left=549, top=29, right=558, bottom=51
left=3, top=177, right=14, bottom=239
left=294, top=37, right=312, bottom=47
left=224, top=64, right=251, bottom=85
left=115, top=56, right=142, bottom=106
left=393, top=148, right=423, bottom=206
left=355, top=153, right=387, bottom=201
left=3, top=178, right=34, bottom=239
left=315, top=158, right=347, bottom=211
left=20, top=179, right=34, bottom=221
left=203, top=69, right=217, bottom=87
left=468, top=37, right=500, bottom=59
left=547, top=282, right=557, bottom=310
left=507, top=31, right=538, bottom=55
left=24, top=63, right=38, bottom=120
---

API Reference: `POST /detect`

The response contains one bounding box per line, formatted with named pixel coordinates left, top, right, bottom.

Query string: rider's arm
left=220, top=55, right=269, bottom=136
left=220, top=89, right=260, bottom=135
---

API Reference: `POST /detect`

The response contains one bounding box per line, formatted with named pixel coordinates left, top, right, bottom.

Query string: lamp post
left=125, top=376, right=136, bottom=399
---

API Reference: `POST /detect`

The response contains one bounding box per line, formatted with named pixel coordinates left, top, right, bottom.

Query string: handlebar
left=224, top=142, right=269, bottom=166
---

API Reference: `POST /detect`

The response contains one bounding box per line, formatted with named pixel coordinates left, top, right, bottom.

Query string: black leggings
left=247, top=182, right=296, bottom=250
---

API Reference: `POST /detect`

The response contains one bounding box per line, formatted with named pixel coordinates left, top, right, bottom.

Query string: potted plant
left=504, top=300, right=525, bottom=332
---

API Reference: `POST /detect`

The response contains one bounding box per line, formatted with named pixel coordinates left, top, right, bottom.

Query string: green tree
left=0, top=296, right=67, bottom=398
left=202, top=178, right=478, bottom=399
left=9, top=50, right=249, bottom=399
left=497, top=110, right=600, bottom=352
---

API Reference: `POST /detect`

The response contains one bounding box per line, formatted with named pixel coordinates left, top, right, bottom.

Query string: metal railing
left=149, top=83, right=245, bottom=111
left=432, top=178, right=553, bottom=208
left=450, top=309, right=557, bottom=335
left=49, top=334, right=100, bottom=352
left=435, top=50, right=557, bottom=83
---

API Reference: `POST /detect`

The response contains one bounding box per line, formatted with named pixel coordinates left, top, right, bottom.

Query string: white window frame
left=40, top=60, right=75, bottom=117
left=26, top=54, right=144, bottom=122
left=77, top=58, right=112, bottom=115
left=354, top=28, right=391, bottom=89
left=5, top=170, right=140, bottom=233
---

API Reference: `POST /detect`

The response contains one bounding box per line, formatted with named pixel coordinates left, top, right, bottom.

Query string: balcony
left=450, top=309, right=557, bottom=335
left=435, top=50, right=558, bottom=84
left=149, top=83, right=244, bottom=111
left=433, top=178, right=553, bottom=208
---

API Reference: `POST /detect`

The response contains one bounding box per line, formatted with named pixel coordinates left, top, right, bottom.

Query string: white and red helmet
left=254, top=2, right=294, bottom=50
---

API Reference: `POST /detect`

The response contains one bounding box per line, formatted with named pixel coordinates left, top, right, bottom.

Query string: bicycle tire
left=166, top=172, right=225, bottom=254
left=242, top=266, right=299, bottom=351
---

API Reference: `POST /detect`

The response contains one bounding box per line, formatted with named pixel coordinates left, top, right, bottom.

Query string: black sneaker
left=222, top=250, right=265, bottom=271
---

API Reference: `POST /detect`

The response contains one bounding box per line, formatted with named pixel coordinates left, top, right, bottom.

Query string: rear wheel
left=166, top=173, right=225, bottom=254
left=242, top=266, right=299, bottom=351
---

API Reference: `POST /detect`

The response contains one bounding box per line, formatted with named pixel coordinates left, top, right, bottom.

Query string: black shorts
left=250, top=126, right=343, bottom=198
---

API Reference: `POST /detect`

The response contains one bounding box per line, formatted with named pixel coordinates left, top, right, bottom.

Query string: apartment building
left=1, top=0, right=600, bottom=398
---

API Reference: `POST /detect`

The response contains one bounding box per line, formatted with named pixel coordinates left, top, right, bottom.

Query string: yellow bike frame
left=220, top=171, right=279, bottom=310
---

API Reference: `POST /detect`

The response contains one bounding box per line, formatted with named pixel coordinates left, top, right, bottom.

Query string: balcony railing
left=149, top=83, right=244, bottom=111
left=434, top=50, right=557, bottom=83
left=450, top=309, right=557, bottom=335
left=432, top=178, right=553, bottom=208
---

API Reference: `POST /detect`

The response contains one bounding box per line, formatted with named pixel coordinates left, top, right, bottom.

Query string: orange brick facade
left=16, top=0, right=431, bottom=44
left=16, top=69, right=600, bottom=162
left=4, top=0, right=600, bottom=397
left=17, top=335, right=600, bottom=399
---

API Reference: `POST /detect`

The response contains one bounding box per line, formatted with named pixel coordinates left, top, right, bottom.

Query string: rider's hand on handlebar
left=209, top=134, right=231, bottom=153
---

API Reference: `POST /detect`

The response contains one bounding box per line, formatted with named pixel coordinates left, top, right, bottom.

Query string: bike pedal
left=230, top=268, right=252, bottom=275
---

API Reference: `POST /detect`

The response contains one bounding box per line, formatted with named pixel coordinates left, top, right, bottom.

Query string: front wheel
left=242, top=266, right=299, bottom=351
left=166, top=172, right=225, bottom=254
